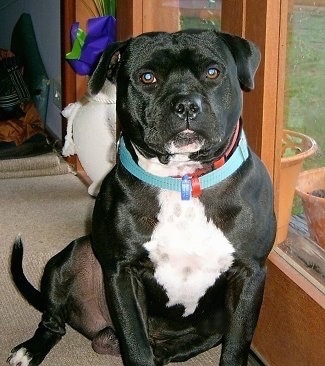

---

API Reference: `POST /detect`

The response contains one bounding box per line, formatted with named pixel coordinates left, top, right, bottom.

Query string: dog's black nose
left=173, top=94, right=202, bottom=121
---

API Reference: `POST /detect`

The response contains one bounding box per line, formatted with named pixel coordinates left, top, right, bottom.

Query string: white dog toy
left=62, top=80, right=117, bottom=196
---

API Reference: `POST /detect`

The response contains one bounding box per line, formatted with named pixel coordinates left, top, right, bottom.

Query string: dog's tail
left=11, top=236, right=45, bottom=312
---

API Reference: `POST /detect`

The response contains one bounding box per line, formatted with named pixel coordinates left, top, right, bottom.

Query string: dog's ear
left=89, top=40, right=129, bottom=95
left=219, top=32, right=261, bottom=91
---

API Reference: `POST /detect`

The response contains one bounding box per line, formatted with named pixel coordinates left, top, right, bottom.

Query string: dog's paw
left=7, top=347, right=33, bottom=366
left=92, top=326, right=120, bottom=356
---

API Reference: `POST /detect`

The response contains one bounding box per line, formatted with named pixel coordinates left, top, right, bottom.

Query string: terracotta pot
left=277, top=130, right=317, bottom=243
left=295, top=168, right=325, bottom=248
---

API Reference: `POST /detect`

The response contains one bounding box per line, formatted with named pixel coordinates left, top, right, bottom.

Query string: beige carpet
left=0, top=173, right=225, bottom=365
left=0, top=152, right=71, bottom=179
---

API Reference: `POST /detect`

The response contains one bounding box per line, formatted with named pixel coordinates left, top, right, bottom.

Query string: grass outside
left=181, top=16, right=221, bottom=30
left=286, top=5, right=325, bottom=170
left=286, top=5, right=325, bottom=213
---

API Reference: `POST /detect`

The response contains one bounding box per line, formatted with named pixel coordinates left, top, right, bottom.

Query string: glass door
left=179, top=0, right=222, bottom=30
left=285, top=1, right=325, bottom=172
left=135, top=0, right=222, bottom=33
left=277, top=1, right=325, bottom=281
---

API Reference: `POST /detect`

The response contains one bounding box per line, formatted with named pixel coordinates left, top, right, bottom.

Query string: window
left=277, top=1, right=325, bottom=286
left=285, top=2, right=325, bottom=172
left=179, top=0, right=221, bottom=30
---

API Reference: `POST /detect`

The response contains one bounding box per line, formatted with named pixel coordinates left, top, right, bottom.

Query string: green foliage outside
left=286, top=6, right=325, bottom=170
left=286, top=6, right=325, bottom=214
left=181, top=16, right=221, bottom=30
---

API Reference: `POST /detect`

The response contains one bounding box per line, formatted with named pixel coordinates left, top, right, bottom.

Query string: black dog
left=8, top=30, right=276, bottom=366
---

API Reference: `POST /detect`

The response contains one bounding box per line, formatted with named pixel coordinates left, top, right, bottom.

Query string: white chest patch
left=143, top=190, right=235, bottom=317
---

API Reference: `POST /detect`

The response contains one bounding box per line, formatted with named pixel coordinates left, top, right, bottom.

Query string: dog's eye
left=140, top=72, right=157, bottom=84
left=206, top=67, right=220, bottom=79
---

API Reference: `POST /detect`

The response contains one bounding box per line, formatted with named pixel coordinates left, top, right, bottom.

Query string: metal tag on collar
left=181, top=175, right=191, bottom=200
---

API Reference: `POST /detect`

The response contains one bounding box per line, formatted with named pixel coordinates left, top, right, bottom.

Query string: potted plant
left=295, top=167, right=325, bottom=248
left=277, top=129, right=318, bottom=243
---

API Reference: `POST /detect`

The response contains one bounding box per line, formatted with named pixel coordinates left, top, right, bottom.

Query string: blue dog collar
left=119, top=133, right=249, bottom=200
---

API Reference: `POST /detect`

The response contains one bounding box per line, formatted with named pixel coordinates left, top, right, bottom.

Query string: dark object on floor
left=0, top=101, right=44, bottom=144
left=0, top=100, right=50, bottom=160
left=0, top=134, right=52, bottom=160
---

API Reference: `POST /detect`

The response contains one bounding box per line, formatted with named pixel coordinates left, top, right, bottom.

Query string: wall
left=0, top=0, right=62, bottom=139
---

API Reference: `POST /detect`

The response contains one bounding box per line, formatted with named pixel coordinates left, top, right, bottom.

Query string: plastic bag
left=66, top=15, right=116, bottom=76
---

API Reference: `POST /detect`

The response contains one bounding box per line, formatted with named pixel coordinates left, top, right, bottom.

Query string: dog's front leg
left=219, top=262, right=266, bottom=366
left=104, top=265, right=156, bottom=366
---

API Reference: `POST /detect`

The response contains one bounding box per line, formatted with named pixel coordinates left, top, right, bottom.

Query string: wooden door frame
left=61, top=0, right=76, bottom=140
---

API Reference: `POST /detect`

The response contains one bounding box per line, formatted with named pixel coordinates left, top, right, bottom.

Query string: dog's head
left=89, top=30, right=260, bottom=164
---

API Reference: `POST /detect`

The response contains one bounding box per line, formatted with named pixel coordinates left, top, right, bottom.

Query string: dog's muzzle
left=166, top=93, right=206, bottom=154
left=167, top=130, right=205, bottom=154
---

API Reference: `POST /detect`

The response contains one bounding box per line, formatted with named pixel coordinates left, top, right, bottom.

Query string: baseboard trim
left=249, top=349, right=266, bottom=366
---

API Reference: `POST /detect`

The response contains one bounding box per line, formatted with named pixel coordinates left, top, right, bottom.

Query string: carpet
left=0, top=151, right=71, bottom=179
left=0, top=173, right=226, bottom=365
